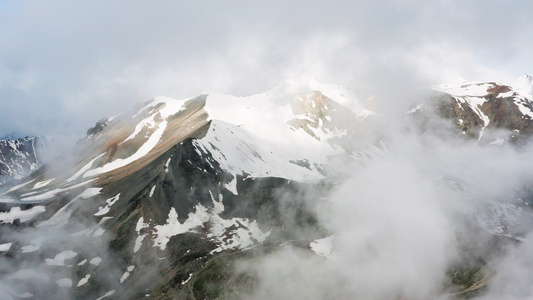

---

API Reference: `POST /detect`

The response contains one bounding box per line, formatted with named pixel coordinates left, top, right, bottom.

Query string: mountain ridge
left=1, top=77, right=533, bottom=299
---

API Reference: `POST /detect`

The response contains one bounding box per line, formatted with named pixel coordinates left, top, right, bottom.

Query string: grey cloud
left=0, top=0, right=532, bottom=139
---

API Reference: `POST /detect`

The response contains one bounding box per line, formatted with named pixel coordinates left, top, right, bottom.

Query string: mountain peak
left=513, top=73, right=533, bottom=99
left=267, top=75, right=354, bottom=106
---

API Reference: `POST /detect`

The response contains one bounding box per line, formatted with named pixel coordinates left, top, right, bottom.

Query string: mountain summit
left=0, top=86, right=370, bottom=299
left=1, top=78, right=533, bottom=299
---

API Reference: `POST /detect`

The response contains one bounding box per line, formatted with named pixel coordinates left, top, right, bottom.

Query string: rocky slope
left=0, top=78, right=532, bottom=299
left=411, top=74, right=533, bottom=145
left=407, top=76, right=533, bottom=239
left=0, top=85, right=369, bottom=299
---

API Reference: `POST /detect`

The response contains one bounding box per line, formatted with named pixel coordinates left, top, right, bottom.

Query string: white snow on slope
left=47, top=81, right=358, bottom=184
left=432, top=82, right=492, bottom=129
left=0, top=242, right=12, bottom=252
left=83, top=97, right=187, bottom=178
left=3, top=179, right=36, bottom=194
left=433, top=82, right=496, bottom=97
left=66, top=153, right=105, bottom=183
left=134, top=217, right=149, bottom=253
left=84, top=120, right=168, bottom=177
left=94, top=193, right=120, bottom=216
left=514, top=74, right=533, bottom=100
left=90, top=257, right=102, bottom=266
left=514, top=97, right=533, bottom=119
left=38, top=187, right=101, bottom=227
left=45, top=250, right=77, bottom=266
left=20, top=179, right=95, bottom=202
left=153, top=194, right=271, bottom=252
left=153, top=206, right=209, bottom=250
left=0, top=206, right=45, bottom=224
left=120, top=271, right=130, bottom=283
left=194, top=121, right=326, bottom=181
left=95, top=290, right=115, bottom=300
left=209, top=217, right=270, bottom=253
left=267, top=76, right=354, bottom=106
left=22, top=244, right=40, bottom=253
left=198, top=91, right=349, bottom=181
left=77, top=274, right=90, bottom=287
left=310, top=236, right=334, bottom=258
left=433, top=80, right=533, bottom=124
left=33, top=178, right=55, bottom=189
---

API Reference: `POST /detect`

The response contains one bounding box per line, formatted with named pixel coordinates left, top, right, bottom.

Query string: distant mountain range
left=0, top=136, right=48, bottom=187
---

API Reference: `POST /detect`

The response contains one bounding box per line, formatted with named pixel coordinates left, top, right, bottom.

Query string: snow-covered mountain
left=514, top=73, right=533, bottom=100
left=1, top=77, right=533, bottom=299
left=409, top=78, right=533, bottom=144
left=0, top=136, right=48, bottom=186
left=0, top=84, right=374, bottom=299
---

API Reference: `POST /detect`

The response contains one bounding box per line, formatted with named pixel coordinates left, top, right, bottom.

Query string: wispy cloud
left=0, top=1, right=531, bottom=139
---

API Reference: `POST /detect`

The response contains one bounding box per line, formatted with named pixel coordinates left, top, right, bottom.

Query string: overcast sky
left=1, top=0, right=532, bottom=140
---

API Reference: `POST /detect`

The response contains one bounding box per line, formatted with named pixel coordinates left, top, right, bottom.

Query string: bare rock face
left=86, top=118, right=111, bottom=138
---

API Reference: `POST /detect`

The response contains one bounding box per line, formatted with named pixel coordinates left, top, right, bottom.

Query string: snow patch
left=94, top=193, right=120, bottom=216
left=134, top=217, right=149, bottom=253
left=4, top=179, right=36, bottom=194
left=120, top=271, right=130, bottom=283
left=181, top=273, right=193, bottom=284
left=165, top=157, right=172, bottom=173
left=38, top=186, right=99, bottom=227
left=84, top=97, right=186, bottom=178
left=21, top=179, right=95, bottom=202
left=209, top=217, right=271, bottom=253
left=33, top=178, right=55, bottom=189
left=77, top=274, right=90, bottom=287
left=90, top=257, right=102, bottom=266
left=66, top=153, right=105, bottom=183
left=92, top=227, right=105, bottom=237
left=225, top=177, right=238, bottom=195
left=0, top=206, right=45, bottom=224
left=432, top=81, right=495, bottom=97
left=310, top=236, right=334, bottom=257
left=0, top=242, right=12, bottom=252
left=153, top=206, right=210, bottom=250
left=45, top=250, right=77, bottom=266
left=78, top=259, right=87, bottom=266
left=96, top=290, right=115, bottom=300
left=21, top=244, right=40, bottom=253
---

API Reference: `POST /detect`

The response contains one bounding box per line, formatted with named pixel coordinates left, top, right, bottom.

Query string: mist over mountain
left=0, top=75, right=532, bottom=299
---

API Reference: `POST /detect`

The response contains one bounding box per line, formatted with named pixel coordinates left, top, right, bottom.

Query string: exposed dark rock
left=86, top=118, right=110, bottom=138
